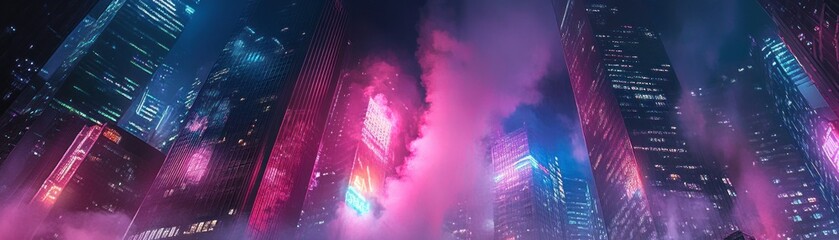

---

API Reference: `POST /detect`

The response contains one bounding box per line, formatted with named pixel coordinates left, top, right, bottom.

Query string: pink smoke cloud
left=336, top=0, right=559, bottom=239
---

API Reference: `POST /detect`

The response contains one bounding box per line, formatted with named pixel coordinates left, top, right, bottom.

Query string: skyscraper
left=491, top=127, right=564, bottom=240
left=0, top=0, right=198, bottom=171
left=757, top=0, right=839, bottom=117
left=51, top=0, right=198, bottom=125
left=761, top=37, right=839, bottom=238
left=125, top=0, right=348, bottom=239
left=27, top=124, right=164, bottom=239
left=554, top=0, right=737, bottom=238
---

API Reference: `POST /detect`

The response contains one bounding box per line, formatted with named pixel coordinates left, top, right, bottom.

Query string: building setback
left=554, top=0, right=737, bottom=238
left=125, top=0, right=348, bottom=239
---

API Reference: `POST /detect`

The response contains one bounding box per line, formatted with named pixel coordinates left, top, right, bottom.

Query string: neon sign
left=345, top=186, right=371, bottom=214
left=103, top=127, right=122, bottom=143
left=345, top=96, right=394, bottom=215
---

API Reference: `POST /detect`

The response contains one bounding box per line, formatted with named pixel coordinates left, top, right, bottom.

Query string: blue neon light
left=345, top=186, right=371, bottom=215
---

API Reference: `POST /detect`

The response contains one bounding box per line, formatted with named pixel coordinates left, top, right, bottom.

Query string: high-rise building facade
left=564, top=177, right=607, bottom=240
left=125, top=0, right=348, bottom=239
left=26, top=124, right=164, bottom=239
left=554, top=1, right=737, bottom=238
left=492, top=127, right=564, bottom=240
left=0, top=0, right=197, bottom=172
left=761, top=37, right=839, bottom=239
left=51, top=0, right=198, bottom=125
left=758, top=0, right=839, bottom=117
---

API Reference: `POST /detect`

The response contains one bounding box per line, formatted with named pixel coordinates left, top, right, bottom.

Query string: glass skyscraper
left=125, top=0, right=348, bottom=239
left=52, top=0, right=198, bottom=125
left=492, top=127, right=564, bottom=240
left=761, top=37, right=839, bottom=239
left=554, top=0, right=737, bottom=238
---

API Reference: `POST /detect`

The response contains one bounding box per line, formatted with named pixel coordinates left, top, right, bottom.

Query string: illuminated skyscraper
left=757, top=0, right=839, bottom=117
left=125, top=0, right=348, bottom=239
left=492, top=127, right=564, bottom=240
left=0, top=0, right=197, bottom=172
left=25, top=124, right=163, bottom=239
left=760, top=37, right=839, bottom=238
left=51, top=0, right=198, bottom=124
left=554, top=0, right=737, bottom=238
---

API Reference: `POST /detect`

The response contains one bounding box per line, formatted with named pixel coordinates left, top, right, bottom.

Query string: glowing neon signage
left=345, top=186, right=371, bottom=214
left=103, top=127, right=122, bottom=143
left=345, top=95, right=395, bottom=215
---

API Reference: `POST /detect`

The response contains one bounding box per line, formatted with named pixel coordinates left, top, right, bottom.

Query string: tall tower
left=757, top=0, right=839, bottom=117
left=491, top=127, right=564, bottom=240
left=125, top=0, right=348, bottom=239
left=554, top=0, right=737, bottom=238
left=0, top=0, right=198, bottom=170
left=51, top=0, right=198, bottom=124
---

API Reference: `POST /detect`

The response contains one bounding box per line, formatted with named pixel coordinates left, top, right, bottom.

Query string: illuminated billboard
left=345, top=95, right=394, bottom=215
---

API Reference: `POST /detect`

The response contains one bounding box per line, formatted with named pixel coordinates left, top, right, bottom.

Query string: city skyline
left=2, top=0, right=838, bottom=239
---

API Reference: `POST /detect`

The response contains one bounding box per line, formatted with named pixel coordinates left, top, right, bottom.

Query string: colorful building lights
left=345, top=95, right=394, bottom=215
left=345, top=186, right=371, bottom=215
left=32, top=125, right=102, bottom=206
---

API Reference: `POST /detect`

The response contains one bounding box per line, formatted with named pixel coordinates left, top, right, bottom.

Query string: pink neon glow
left=32, top=125, right=103, bottom=206
left=185, top=147, right=211, bottom=184
left=185, top=115, right=208, bottom=132
left=823, top=124, right=839, bottom=171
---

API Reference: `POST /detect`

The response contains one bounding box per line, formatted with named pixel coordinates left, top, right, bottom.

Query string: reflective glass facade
left=52, top=0, right=198, bottom=124
left=555, top=1, right=737, bottom=238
